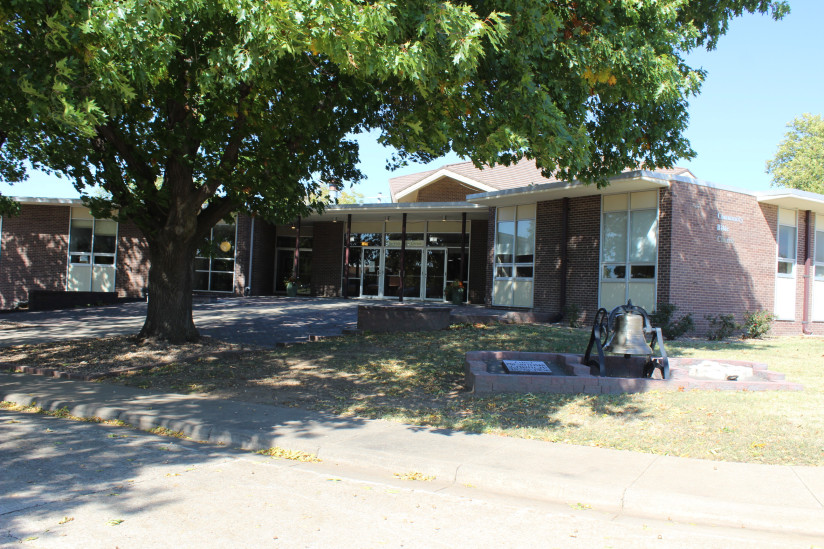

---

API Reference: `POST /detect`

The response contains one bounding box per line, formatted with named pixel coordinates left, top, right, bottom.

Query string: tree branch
left=196, top=195, right=236, bottom=239
left=95, top=123, right=157, bottom=198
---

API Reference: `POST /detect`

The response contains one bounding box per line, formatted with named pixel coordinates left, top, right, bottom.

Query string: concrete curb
left=2, top=375, right=823, bottom=538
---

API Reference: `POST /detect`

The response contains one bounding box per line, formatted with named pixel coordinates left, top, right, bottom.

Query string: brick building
left=2, top=159, right=823, bottom=335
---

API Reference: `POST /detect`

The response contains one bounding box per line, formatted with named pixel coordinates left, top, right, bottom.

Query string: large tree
left=766, top=113, right=824, bottom=194
left=1, top=0, right=788, bottom=342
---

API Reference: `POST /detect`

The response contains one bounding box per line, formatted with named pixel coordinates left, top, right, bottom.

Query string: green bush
left=705, top=313, right=740, bottom=341
left=564, top=304, right=582, bottom=328
left=742, top=310, right=775, bottom=339
left=650, top=303, right=695, bottom=340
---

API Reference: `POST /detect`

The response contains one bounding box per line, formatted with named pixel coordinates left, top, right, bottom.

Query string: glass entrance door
left=425, top=249, right=446, bottom=299
left=384, top=249, right=422, bottom=298
left=362, top=248, right=381, bottom=297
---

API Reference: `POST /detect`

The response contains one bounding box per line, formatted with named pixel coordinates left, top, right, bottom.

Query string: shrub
left=564, top=304, right=582, bottom=328
left=705, top=313, right=740, bottom=341
left=650, top=303, right=695, bottom=340
left=742, top=310, right=775, bottom=339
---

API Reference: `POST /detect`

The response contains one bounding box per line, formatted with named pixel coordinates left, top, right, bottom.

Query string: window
left=812, top=216, right=824, bottom=322
left=774, top=208, right=797, bottom=320
left=194, top=222, right=237, bottom=292
left=67, top=208, right=118, bottom=292
left=599, top=191, right=658, bottom=311
left=341, top=220, right=470, bottom=301
left=777, top=208, right=797, bottom=276
left=493, top=204, right=535, bottom=307
left=816, top=220, right=824, bottom=281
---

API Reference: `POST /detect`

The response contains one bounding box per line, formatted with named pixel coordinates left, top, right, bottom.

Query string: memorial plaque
left=502, top=360, right=552, bottom=375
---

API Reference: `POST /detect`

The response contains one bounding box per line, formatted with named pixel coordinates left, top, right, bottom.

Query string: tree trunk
left=138, top=235, right=200, bottom=342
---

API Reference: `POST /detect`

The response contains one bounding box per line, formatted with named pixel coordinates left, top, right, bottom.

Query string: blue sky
left=3, top=0, right=821, bottom=200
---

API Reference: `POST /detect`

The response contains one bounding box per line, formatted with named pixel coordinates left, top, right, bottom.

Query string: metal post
left=399, top=213, right=407, bottom=302
left=460, top=212, right=467, bottom=303
left=344, top=214, right=352, bottom=298
left=246, top=216, right=255, bottom=296
left=293, top=216, right=301, bottom=280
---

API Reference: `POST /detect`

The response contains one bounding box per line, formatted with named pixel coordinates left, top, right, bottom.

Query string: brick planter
left=464, top=351, right=803, bottom=394
left=357, top=304, right=452, bottom=333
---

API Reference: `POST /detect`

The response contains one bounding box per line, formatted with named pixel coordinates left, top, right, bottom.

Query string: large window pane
left=515, top=219, right=535, bottom=262
left=70, top=221, right=93, bottom=253
left=816, top=230, right=824, bottom=263
left=602, top=212, right=627, bottom=263
left=93, top=235, right=116, bottom=255
left=600, top=282, right=626, bottom=311
left=512, top=280, right=533, bottom=308
left=495, top=221, right=515, bottom=264
left=778, top=225, right=796, bottom=261
left=629, top=210, right=657, bottom=263
left=628, top=282, right=656, bottom=311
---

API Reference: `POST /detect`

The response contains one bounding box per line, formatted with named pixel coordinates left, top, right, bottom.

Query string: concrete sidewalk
left=2, top=372, right=822, bottom=538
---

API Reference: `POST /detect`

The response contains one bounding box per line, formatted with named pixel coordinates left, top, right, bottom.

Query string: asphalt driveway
left=0, top=297, right=360, bottom=347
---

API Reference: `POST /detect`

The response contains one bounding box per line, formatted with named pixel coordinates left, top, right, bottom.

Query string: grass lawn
left=3, top=323, right=823, bottom=465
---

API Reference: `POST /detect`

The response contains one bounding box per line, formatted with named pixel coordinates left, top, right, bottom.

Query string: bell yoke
left=583, top=300, right=670, bottom=379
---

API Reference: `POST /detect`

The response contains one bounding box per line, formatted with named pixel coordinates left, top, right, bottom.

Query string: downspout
left=246, top=216, right=255, bottom=296
left=559, top=198, right=569, bottom=319
left=802, top=210, right=813, bottom=334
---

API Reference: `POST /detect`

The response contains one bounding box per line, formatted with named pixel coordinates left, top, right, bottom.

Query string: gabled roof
left=388, top=158, right=695, bottom=202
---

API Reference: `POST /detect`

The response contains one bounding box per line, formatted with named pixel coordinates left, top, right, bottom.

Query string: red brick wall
left=565, top=196, right=601, bottom=323
left=0, top=204, right=71, bottom=309
left=484, top=207, right=495, bottom=306
left=533, top=200, right=564, bottom=314
left=486, top=197, right=599, bottom=319
left=416, top=178, right=482, bottom=202
left=656, top=188, right=673, bottom=307
left=668, top=180, right=776, bottom=335
left=115, top=220, right=149, bottom=298
left=469, top=218, right=488, bottom=303
left=311, top=221, right=344, bottom=297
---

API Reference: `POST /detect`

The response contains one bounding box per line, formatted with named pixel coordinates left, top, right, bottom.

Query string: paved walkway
left=2, top=298, right=823, bottom=538
left=0, top=297, right=522, bottom=348
left=1, top=372, right=823, bottom=539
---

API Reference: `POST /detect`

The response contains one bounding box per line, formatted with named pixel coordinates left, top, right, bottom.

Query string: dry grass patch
left=3, top=324, right=822, bottom=465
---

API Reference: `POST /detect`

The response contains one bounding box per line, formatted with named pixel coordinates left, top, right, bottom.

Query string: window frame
left=598, top=191, right=659, bottom=311
left=776, top=208, right=798, bottom=279
left=66, top=211, right=119, bottom=292
left=194, top=221, right=238, bottom=293
left=492, top=204, right=536, bottom=307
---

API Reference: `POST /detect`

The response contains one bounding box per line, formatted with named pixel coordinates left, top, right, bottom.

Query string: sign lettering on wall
left=715, top=211, right=745, bottom=245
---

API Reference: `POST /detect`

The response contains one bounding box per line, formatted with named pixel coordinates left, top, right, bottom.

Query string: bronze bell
left=606, top=312, right=654, bottom=356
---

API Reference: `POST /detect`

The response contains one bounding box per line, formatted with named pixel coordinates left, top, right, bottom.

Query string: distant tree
left=766, top=113, right=824, bottom=194
left=0, top=0, right=789, bottom=342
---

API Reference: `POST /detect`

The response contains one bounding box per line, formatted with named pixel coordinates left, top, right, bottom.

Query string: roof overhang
left=12, top=196, right=83, bottom=206
left=466, top=170, right=672, bottom=207
left=304, top=202, right=490, bottom=223
left=756, top=189, right=824, bottom=215
left=393, top=169, right=497, bottom=201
